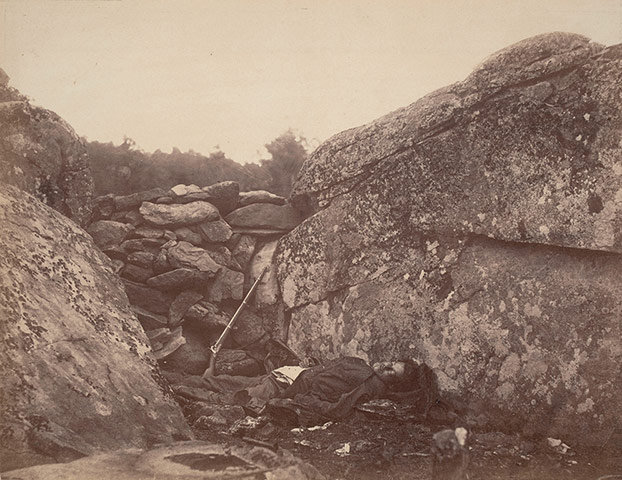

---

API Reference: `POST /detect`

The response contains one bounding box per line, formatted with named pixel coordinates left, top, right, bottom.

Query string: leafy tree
left=260, top=130, right=308, bottom=197
left=86, top=130, right=309, bottom=198
left=87, top=141, right=274, bottom=196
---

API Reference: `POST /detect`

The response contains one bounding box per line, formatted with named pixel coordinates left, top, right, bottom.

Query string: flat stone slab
left=3, top=441, right=325, bottom=479
left=225, top=203, right=302, bottom=231
left=239, top=190, right=287, bottom=207
left=140, top=201, right=220, bottom=228
left=113, top=188, right=168, bottom=211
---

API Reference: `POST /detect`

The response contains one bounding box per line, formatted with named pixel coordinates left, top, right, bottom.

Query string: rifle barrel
left=203, top=266, right=269, bottom=377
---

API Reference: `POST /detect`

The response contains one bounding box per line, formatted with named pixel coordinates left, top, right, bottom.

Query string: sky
left=1, top=0, right=621, bottom=164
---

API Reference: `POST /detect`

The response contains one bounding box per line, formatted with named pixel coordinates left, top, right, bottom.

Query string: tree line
left=87, top=130, right=308, bottom=198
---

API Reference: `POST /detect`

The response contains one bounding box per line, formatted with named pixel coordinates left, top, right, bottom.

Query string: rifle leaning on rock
left=202, top=266, right=268, bottom=378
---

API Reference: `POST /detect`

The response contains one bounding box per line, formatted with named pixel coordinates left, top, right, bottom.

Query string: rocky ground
left=181, top=395, right=622, bottom=480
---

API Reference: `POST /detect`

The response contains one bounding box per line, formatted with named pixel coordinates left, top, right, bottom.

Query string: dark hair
left=385, top=358, right=421, bottom=392
left=388, top=358, right=439, bottom=400
left=383, top=359, right=441, bottom=414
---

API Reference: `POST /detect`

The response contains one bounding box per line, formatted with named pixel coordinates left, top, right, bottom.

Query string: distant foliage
left=87, top=140, right=271, bottom=196
left=86, top=131, right=309, bottom=198
left=260, top=130, right=309, bottom=197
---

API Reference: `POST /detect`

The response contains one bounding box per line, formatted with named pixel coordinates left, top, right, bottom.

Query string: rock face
left=0, top=80, right=93, bottom=227
left=278, top=33, right=622, bottom=445
left=0, top=185, right=192, bottom=472
left=292, top=33, right=621, bottom=253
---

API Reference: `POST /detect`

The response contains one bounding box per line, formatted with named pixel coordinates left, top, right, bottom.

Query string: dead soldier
left=167, top=356, right=440, bottom=426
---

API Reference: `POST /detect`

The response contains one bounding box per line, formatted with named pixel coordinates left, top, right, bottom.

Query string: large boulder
left=278, top=33, right=622, bottom=445
left=0, top=185, right=192, bottom=472
left=0, top=82, right=94, bottom=227
left=2, top=441, right=325, bottom=480
left=291, top=33, right=621, bottom=253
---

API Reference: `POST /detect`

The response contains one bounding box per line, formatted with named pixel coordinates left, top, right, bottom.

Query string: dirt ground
left=187, top=404, right=622, bottom=480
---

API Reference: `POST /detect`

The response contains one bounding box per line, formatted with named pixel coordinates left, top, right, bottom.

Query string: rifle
left=202, top=266, right=268, bottom=378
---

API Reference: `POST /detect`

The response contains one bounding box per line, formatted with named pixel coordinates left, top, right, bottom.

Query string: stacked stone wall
left=88, top=181, right=301, bottom=375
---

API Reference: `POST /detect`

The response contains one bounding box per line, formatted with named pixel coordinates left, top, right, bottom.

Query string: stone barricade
left=88, top=181, right=302, bottom=376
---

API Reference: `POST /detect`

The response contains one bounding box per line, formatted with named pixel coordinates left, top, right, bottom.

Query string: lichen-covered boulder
left=0, top=81, right=94, bottom=227
left=0, top=185, right=192, bottom=472
left=278, top=33, right=622, bottom=445
left=291, top=33, right=622, bottom=253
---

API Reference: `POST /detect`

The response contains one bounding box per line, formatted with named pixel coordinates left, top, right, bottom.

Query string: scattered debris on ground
left=175, top=392, right=622, bottom=480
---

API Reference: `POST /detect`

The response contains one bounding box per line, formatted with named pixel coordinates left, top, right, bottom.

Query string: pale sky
left=1, top=0, right=621, bottom=164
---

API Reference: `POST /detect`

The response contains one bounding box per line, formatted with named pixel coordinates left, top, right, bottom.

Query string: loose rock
left=167, top=241, right=222, bottom=273
left=140, top=201, right=220, bottom=227
left=147, top=268, right=214, bottom=290
left=169, top=291, right=205, bottom=327
left=87, top=220, right=135, bottom=249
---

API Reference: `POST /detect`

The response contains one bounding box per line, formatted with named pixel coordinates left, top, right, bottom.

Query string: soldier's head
left=373, top=358, right=437, bottom=393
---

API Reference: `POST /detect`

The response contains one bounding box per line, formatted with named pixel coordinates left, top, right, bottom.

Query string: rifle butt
left=203, top=356, right=217, bottom=379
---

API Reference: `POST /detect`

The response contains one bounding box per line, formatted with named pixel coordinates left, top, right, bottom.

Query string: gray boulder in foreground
left=3, top=441, right=325, bottom=480
left=0, top=185, right=192, bottom=472
left=278, top=33, right=622, bottom=445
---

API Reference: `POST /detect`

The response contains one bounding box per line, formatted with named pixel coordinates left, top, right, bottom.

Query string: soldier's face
left=372, top=361, right=406, bottom=381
